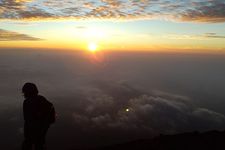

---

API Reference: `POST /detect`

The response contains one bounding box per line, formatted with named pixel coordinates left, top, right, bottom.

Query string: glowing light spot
left=88, top=42, right=97, bottom=52
left=126, top=108, right=130, bottom=112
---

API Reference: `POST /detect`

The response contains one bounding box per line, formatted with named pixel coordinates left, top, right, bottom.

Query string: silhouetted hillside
left=87, top=130, right=225, bottom=150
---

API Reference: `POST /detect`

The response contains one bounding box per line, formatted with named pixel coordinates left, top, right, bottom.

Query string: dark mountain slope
left=88, top=130, right=225, bottom=150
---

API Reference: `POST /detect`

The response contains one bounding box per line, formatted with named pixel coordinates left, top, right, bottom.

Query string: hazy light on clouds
left=0, top=0, right=224, bottom=22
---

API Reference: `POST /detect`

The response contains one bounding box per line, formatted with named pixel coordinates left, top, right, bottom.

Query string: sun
left=88, top=42, right=98, bottom=52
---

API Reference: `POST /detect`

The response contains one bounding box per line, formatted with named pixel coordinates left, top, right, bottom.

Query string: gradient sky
left=0, top=0, right=225, bottom=53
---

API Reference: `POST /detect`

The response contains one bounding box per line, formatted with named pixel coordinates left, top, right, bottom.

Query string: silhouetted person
left=22, top=83, right=55, bottom=150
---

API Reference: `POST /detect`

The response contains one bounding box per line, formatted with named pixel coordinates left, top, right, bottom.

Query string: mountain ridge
left=73, top=130, right=225, bottom=150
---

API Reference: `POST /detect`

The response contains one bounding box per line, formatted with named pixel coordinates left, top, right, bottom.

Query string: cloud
left=179, top=0, right=225, bottom=23
left=75, top=26, right=87, bottom=29
left=164, top=33, right=225, bottom=40
left=0, top=0, right=52, bottom=20
left=0, top=0, right=224, bottom=22
left=6, top=22, right=36, bottom=26
left=0, top=29, right=42, bottom=41
left=1, top=50, right=225, bottom=148
left=204, top=33, right=225, bottom=39
left=71, top=82, right=225, bottom=136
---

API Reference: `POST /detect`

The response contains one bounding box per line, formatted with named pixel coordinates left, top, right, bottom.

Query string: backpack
left=38, top=96, right=56, bottom=124
left=47, top=103, right=56, bottom=124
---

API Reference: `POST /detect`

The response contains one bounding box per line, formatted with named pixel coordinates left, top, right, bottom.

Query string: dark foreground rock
left=88, top=130, right=225, bottom=150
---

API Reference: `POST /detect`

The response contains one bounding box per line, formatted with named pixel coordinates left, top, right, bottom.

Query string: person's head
left=22, top=82, right=38, bottom=98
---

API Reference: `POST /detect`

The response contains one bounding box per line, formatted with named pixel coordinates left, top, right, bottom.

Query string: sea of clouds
left=0, top=49, right=225, bottom=149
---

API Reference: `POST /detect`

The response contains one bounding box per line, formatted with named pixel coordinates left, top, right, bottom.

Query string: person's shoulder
left=23, top=99, right=29, bottom=104
left=37, top=95, right=53, bottom=105
left=23, top=98, right=33, bottom=107
left=37, top=95, right=47, bottom=100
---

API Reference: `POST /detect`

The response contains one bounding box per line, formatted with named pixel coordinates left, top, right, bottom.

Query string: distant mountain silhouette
left=82, top=130, right=225, bottom=150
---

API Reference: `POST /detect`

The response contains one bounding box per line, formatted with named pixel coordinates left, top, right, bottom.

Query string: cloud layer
left=0, top=29, right=42, bottom=41
left=1, top=50, right=225, bottom=149
left=0, top=0, right=225, bottom=22
left=72, top=84, right=225, bottom=136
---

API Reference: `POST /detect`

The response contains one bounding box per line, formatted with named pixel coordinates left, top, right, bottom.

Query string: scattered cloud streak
left=0, top=0, right=224, bottom=22
left=164, top=33, right=225, bottom=40
left=204, top=33, right=225, bottom=39
left=0, top=29, right=42, bottom=41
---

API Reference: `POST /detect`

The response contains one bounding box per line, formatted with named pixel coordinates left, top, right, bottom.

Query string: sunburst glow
left=88, top=42, right=98, bottom=52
